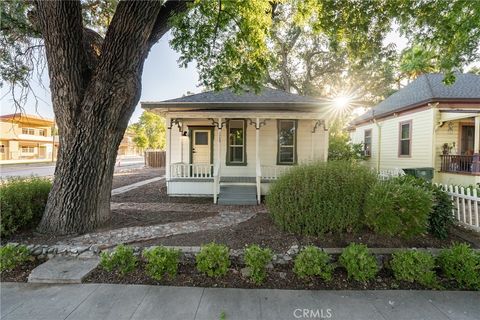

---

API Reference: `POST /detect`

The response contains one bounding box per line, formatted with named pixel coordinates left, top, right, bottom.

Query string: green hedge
left=364, top=179, right=433, bottom=238
left=266, top=161, right=377, bottom=236
left=0, top=177, right=51, bottom=238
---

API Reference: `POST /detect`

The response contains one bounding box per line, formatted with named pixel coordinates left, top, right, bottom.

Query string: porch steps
left=218, top=184, right=257, bottom=205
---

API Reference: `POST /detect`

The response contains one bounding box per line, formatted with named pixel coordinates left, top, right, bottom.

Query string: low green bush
left=244, top=245, right=273, bottom=284
left=395, top=176, right=453, bottom=239
left=364, top=179, right=432, bottom=238
left=293, top=246, right=334, bottom=280
left=196, top=243, right=230, bottom=277
left=266, top=161, right=377, bottom=236
left=0, top=177, right=51, bottom=238
left=143, top=246, right=180, bottom=281
left=0, top=244, right=30, bottom=272
left=339, top=243, right=378, bottom=282
left=100, top=244, right=137, bottom=276
left=390, top=250, right=438, bottom=287
left=438, top=243, right=480, bottom=290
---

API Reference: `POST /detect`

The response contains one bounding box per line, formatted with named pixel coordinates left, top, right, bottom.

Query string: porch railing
left=170, top=162, right=214, bottom=179
left=261, top=165, right=294, bottom=180
left=440, top=155, right=480, bottom=174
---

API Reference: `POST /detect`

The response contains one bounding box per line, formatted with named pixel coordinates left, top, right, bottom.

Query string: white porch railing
left=260, top=165, right=294, bottom=180
left=378, top=168, right=406, bottom=181
left=436, top=184, right=480, bottom=232
left=170, top=162, right=214, bottom=179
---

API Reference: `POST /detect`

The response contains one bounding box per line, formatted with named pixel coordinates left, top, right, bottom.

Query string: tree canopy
left=129, top=111, right=166, bottom=150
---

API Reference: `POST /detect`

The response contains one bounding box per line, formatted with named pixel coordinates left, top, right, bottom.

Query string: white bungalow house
left=142, top=87, right=329, bottom=205
left=349, top=73, right=480, bottom=186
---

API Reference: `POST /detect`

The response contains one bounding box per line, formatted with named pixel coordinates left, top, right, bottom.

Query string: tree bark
left=36, top=0, right=187, bottom=235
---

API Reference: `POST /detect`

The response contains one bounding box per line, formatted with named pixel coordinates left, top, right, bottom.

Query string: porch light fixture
left=182, top=131, right=188, bottom=137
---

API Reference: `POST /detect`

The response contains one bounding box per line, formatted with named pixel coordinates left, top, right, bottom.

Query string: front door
left=192, top=129, right=211, bottom=164
left=461, top=125, right=475, bottom=155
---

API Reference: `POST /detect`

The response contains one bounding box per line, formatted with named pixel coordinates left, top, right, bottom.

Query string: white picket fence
left=435, top=184, right=480, bottom=232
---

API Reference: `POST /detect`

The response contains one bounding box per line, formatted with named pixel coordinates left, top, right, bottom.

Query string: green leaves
left=293, top=246, right=334, bottom=280
left=143, top=246, right=180, bottom=281
left=129, top=111, right=166, bottom=150
left=170, top=0, right=273, bottom=92
left=339, top=243, right=378, bottom=282
left=0, top=244, right=30, bottom=272
left=100, top=245, right=137, bottom=276
left=390, top=250, right=438, bottom=288
left=244, top=244, right=273, bottom=284
left=438, top=243, right=480, bottom=290
left=196, top=242, right=230, bottom=277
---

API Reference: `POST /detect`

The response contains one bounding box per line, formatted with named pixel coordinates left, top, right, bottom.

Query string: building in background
left=117, top=129, right=141, bottom=156
left=0, top=114, right=59, bottom=163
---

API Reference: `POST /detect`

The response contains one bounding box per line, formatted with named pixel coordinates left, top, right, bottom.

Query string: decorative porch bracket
left=247, top=118, right=267, bottom=129
left=167, top=118, right=183, bottom=132
left=208, top=118, right=227, bottom=129
left=311, top=119, right=327, bottom=133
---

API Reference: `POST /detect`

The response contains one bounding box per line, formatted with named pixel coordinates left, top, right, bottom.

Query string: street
left=0, top=156, right=145, bottom=179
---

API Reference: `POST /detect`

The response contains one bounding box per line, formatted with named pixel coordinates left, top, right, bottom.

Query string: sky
left=0, top=32, right=202, bottom=124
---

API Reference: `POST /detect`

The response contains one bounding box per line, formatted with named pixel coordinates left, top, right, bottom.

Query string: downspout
left=374, top=118, right=381, bottom=172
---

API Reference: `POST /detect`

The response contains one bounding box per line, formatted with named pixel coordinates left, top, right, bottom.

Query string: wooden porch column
left=166, top=117, right=171, bottom=182
left=213, top=117, right=222, bottom=204
left=475, top=115, right=480, bottom=153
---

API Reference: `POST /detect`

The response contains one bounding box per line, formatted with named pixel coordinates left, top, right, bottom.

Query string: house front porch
left=163, top=111, right=328, bottom=204
left=435, top=110, right=480, bottom=186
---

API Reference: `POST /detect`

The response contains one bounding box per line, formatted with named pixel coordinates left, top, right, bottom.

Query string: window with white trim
left=364, top=129, right=372, bottom=157
left=399, top=121, right=412, bottom=156
left=21, top=146, right=35, bottom=153
left=277, top=120, right=297, bottom=164
left=22, top=128, right=35, bottom=135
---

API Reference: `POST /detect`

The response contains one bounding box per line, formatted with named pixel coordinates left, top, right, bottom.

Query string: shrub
left=0, top=177, right=51, bottom=238
left=266, top=161, right=377, bottom=236
left=364, top=179, right=432, bottom=238
left=390, top=250, right=438, bottom=287
left=339, top=243, right=378, bottom=282
left=100, top=244, right=137, bottom=276
left=244, top=244, right=273, bottom=284
left=438, top=243, right=480, bottom=290
left=0, top=244, right=30, bottom=272
left=196, top=243, right=230, bottom=277
left=143, top=246, right=180, bottom=281
left=395, top=176, right=453, bottom=239
left=293, top=246, right=334, bottom=280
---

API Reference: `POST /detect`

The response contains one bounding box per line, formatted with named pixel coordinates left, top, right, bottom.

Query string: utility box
left=402, top=167, right=434, bottom=181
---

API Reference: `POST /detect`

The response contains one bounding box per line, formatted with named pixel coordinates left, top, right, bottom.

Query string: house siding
left=351, top=108, right=435, bottom=170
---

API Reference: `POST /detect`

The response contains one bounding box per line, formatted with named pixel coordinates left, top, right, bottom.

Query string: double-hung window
left=364, top=129, right=372, bottom=157
left=227, top=119, right=246, bottom=165
left=22, top=128, right=35, bottom=135
left=399, top=120, right=412, bottom=157
left=277, top=120, right=297, bottom=164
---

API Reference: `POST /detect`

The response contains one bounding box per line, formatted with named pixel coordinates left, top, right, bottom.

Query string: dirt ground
left=132, top=213, right=475, bottom=251
left=111, top=167, right=164, bottom=189
left=84, top=260, right=466, bottom=291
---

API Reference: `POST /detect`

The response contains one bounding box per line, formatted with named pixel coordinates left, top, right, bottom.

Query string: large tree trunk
left=35, top=0, right=187, bottom=235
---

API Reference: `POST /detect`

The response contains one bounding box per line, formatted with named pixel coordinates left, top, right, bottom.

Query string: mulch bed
left=0, top=259, right=45, bottom=282
left=84, top=261, right=464, bottom=290
left=111, top=168, right=164, bottom=189
left=98, top=210, right=217, bottom=230
left=132, top=213, right=475, bottom=251
left=111, top=180, right=212, bottom=204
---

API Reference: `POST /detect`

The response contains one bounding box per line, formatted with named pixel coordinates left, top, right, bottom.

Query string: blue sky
left=0, top=32, right=202, bottom=124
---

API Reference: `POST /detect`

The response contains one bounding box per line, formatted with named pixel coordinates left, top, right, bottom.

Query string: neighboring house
left=0, top=114, right=59, bottom=162
left=142, top=87, right=329, bottom=204
left=118, top=129, right=140, bottom=156
left=349, top=73, right=480, bottom=186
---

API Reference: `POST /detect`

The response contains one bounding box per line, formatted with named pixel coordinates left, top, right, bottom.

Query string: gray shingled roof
left=353, top=73, right=480, bottom=124
left=142, top=86, right=325, bottom=109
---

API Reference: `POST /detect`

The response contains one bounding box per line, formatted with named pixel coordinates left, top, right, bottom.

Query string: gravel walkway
left=59, top=211, right=256, bottom=248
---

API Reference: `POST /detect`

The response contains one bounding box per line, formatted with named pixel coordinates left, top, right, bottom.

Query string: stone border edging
left=7, top=243, right=479, bottom=266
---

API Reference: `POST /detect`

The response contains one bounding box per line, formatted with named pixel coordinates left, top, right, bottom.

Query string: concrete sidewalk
left=1, top=283, right=478, bottom=320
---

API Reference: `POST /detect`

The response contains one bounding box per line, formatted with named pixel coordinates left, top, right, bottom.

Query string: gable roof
left=352, top=73, right=480, bottom=125
left=142, top=87, right=326, bottom=111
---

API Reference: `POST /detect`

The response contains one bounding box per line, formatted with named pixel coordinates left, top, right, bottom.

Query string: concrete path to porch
left=59, top=211, right=256, bottom=248
left=111, top=176, right=165, bottom=195
left=1, top=282, right=479, bottom=320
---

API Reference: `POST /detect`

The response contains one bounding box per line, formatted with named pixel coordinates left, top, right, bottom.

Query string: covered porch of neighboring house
left=163, top=110, right=328, bottom=205
left=435, top=110, right=480, bottom=186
